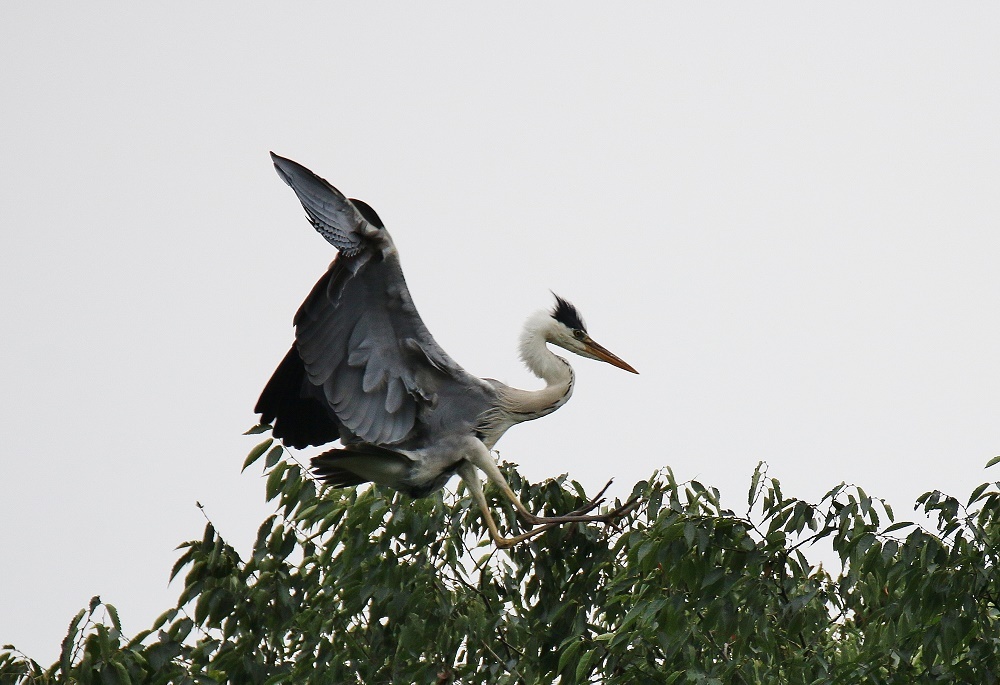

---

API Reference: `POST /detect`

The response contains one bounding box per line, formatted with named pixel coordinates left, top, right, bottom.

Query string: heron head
left=547, top=295, right=638, bottom=374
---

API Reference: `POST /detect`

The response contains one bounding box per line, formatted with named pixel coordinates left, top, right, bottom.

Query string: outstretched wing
left=257, top=154, right=495, bottom=449
left=269, top=152, right=374, bottom=256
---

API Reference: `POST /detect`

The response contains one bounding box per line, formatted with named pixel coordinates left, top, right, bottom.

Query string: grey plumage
left=257, top=152, right=639, bottom=547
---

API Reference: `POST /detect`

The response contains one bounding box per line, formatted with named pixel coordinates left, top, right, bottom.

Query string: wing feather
left=385, top=377, right=405, bottom=414
left=296, top=252, right=491, bottom=446
left=270, top=152, right=373, bottom=256
left=260, top=155, right=498, bottom=450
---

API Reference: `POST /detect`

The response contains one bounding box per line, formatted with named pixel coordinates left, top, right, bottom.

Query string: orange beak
left=584, top=337, right=639, bottom=374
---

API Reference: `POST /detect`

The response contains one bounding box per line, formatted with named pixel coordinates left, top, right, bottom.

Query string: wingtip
left=269, top=151, right=296, bottom=187
left=272, top=151, right=303, bottom=169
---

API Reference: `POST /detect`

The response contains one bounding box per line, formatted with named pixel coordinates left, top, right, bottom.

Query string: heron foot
left=492, top=495, right=641, bottom=548
left=520, top=480, right=642, bottom=528
left=490, top=522, right=560, bottom=549
left=488, top=494, right=641, bottom=549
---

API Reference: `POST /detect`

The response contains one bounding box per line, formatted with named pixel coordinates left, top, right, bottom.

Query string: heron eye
left=573, top=329, right=585, bottom=340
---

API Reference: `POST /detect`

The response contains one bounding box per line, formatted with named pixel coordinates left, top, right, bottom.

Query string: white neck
left=503, top=311, right=575, bottom=417
left=477, top=312, right=577, bottom=447
left=521, top=313, right=571, bottom=383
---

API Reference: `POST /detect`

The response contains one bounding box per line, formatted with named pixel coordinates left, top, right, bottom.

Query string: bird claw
left=496, top=492, right=643, bottom=548
left=567, top=481, right=641, bottom=523
left=520, top=481, right=641, bottom=528
left=554, top=478, right=613, bottom=518
left=599, top=495, right=643, bottom=524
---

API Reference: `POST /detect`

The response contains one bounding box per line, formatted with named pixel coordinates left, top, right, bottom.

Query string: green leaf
left=150, top=609, right=177, bottom=631
left=683, top=521, right=696, bottom=548
left=169, top=548, right=195, bottom=583
left=749, top=462, right=764, bottom=506
left=168, top=617, right=193, bottom=642
left=125, top=629, right=152, bottom=650
left=266, top=461, right=288, bottom=501
left=575, top=648, right=597, bottom=682
left=967, top=481, right=991, bottom=506
left=882, top=521, right=914, bottom=534
left=243, top=438, right=274, bottom=472
left=986, top=455, right=1000, bottom=469
left=60, top=608, right=86, bottom=674
left=264, top=445, right=284, bottom=469
left=112, top=661, right=131, bottom=685
left=106, top=603, right=121, bottom=633
left=243, top=423, right=272, bottom=435
left=557, top=639, right=583, bottom=674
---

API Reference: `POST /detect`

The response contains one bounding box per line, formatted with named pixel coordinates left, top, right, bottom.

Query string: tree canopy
left=4, top=436, right=1000, bottom=684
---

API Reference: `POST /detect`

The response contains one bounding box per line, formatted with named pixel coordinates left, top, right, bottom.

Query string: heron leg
left=457, top=462, right=557, bottom=548
left=467, top=443, right=640, bottom=527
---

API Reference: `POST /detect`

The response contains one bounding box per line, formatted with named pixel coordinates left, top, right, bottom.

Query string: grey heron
left=256, top=153, right=639, bottom=547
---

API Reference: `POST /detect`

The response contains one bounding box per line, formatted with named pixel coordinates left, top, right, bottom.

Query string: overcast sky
left=3, top=4, right=999, bottom=662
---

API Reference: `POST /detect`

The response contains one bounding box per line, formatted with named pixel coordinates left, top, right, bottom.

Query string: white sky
left=2, top=4, right=998, bottom=662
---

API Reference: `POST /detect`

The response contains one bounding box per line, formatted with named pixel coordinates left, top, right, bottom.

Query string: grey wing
left=274, top=155, right=496, bottom=447
left=271, top=152, right=375, bottom=257
left=295, top=251, right=495, bottom=446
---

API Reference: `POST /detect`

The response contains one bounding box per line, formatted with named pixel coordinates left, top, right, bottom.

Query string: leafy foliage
left=4, top=439, right=1000, bottom=684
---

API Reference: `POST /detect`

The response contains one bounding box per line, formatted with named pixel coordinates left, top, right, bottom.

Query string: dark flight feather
left=255, top=345, right=342, bottom=448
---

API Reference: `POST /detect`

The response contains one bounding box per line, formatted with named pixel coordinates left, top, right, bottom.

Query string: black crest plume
left=551, top=295, right=586, bottom=332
